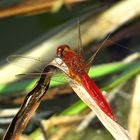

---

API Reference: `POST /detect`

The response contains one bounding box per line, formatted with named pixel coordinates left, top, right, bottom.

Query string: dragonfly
left=4, top=43, right=116, bottom=140
left=7, top=31, right=116, bottom=121
left=56, top=44, right=116, bottom=121
left=3, top=25, right=117, bottom=139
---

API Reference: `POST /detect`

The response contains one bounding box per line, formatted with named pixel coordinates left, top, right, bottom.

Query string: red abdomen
left=79, top=72, right=116, bottom=121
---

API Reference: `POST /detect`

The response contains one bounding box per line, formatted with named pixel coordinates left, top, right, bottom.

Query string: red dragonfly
left=56, top=44, right=116, bottom=121
left=7, top=22, right=116, bottom=121
left=7, top=38, right=116, bottom=121
left=8, top=43, right=116, bottom=122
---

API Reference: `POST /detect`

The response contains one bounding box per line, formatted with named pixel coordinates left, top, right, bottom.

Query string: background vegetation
left=0, top=0, right=140, bottom=140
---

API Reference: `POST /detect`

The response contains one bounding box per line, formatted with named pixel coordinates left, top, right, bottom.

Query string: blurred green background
left=0, top=0, right=140, bottom=140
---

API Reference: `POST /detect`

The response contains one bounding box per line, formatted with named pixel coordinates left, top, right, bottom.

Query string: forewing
left=7, top=55, right=48, bottom=72
left=8, top=55, right=69, bottom=84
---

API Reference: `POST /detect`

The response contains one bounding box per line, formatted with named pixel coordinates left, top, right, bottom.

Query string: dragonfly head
left=56, top=44, right=70, bottom=58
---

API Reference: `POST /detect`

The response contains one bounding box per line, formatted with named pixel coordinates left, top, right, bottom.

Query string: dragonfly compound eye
left=56, top=44, right=70, bottom=58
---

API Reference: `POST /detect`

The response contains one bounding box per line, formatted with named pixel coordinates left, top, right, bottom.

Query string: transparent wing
left=84, top=33, right=111, bottom=71
left=50, top=72, right=68, bottom=86
left=7, top=55, right=50, bottom=72
left=76, top=19, right=85, bottom=59
left=16, top=70, right=68, bottom=85
left=15, top=72, right=55, bottom=79
left=8, top=55, right=69, bottom=84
